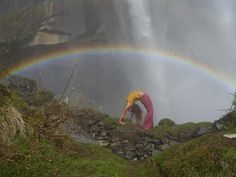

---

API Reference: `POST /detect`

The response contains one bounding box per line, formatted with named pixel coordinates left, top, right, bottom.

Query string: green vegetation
left=0, top=136, right=125, bottom=177
left=151, top=118, right=213, bottom=141
left=216, top=111, right=236, bottom=130
left=154, top=132, right=236, bottom=177
left=0, top=81, right=159, bottom=177
left=1, top=75, right=236, bottom=177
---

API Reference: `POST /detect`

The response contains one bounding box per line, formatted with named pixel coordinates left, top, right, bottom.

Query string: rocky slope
left=0, top=75, right=235, bottom=177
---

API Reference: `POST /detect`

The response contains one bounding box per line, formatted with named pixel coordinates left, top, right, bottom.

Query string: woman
left=118, top=91, right=153, bottom=129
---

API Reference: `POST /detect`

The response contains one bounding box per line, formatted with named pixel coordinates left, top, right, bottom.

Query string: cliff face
left=30, top=0, right=132, bottom=45
left=0, top=0, right=133, bottom=46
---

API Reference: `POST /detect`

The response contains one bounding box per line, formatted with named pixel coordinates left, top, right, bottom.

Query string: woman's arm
left=118, top=103, right=131, bottom=124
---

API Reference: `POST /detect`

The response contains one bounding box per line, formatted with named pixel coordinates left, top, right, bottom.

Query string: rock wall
left=61, top=109, right=179, bottom=160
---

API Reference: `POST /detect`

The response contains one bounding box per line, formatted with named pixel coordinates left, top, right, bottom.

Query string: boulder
left=157, top=118, right=176, bottom=127
left=214, top=111, right=236, bottom=131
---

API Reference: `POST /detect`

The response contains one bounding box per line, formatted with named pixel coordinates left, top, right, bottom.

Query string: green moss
left=153, top=133, right=236, bottom=177
left=152, top=120, right=213, bottom=140
left=0, top=136, right=158, bottom=177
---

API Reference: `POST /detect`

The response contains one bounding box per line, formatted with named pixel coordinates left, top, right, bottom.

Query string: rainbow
left=7, top=45, right=236, bottom=90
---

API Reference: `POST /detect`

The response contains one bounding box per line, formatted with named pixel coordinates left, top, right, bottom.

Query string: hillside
left=0, top=75, right=235, bottom=177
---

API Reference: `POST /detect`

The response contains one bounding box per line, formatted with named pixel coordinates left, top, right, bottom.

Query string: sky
left=16, top=0, right=236, bottom=125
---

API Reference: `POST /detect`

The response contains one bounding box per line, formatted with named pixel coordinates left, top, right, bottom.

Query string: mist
left=14, top=0, right=236, bottom=125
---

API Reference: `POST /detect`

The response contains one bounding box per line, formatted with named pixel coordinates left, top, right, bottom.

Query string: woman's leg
left=139, top=94, right=153, bottom=129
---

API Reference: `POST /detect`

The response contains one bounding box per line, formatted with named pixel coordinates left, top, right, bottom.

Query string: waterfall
left=126, top=0, right=168, bottom=125
left=127, top=0, right=153, bottom=46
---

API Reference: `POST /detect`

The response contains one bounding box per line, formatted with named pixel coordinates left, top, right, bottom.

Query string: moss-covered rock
left=157, top=118, right=176, bottom=128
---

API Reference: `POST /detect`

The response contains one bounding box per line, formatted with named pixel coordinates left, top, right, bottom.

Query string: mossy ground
left=0, top=87, right=159, bottom=177
left=151, top=120, right=213, bottom=140
left=0, top=136, right=159, bottom=177
left=1, top=80, right=236, bottom=177
left=153, top=132, right=236, bottom=177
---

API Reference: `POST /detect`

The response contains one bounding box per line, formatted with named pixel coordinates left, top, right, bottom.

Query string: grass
left=1, top=84, right=157, bottom=177
left=0, top=105, right=27, bottom=144
left=153, top=132, right=236, bottom=177
left=0, top=136, right=159, bottom=177
left=151, top=120, right=213, bottom=141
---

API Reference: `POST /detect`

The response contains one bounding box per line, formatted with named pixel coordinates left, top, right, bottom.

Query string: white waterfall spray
left=127, top=0, right=168, bottom=124
left=127, top=0, right=153, bottom=46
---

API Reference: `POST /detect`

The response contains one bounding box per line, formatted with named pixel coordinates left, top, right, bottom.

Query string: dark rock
left=135, top=143, right=144, bottom=149
left=71, top=130, right=98, bottom=145
left=160, top=136, right=170, bottom=145
left=135, top=138, right=144, bottom=144
left=124, top=144, right=136, bottom=151
left=99, top=129, right=107, bottom=136
left=88, top=119, right=97, bottom=126
left=112, top=146, right=124, bottom=155
left=214, top=111, right=236, bottom=130
left=214, top=121, right=225, bottom=131
left=152, top=139, right=162, bottom=149
left=98, top=121, right=105, bottom=127
left=178, top=131, right=197, bottom=141
left=136, top=150, right=145, bottom=156
left=197, top=126, right=213, bottom=135
left=146, top=143, right=155, bottom=150
left=98, top=140, right=110, bottom=147
left=90, top=124, right=100, bottom=132
left=96, top=136, right=109, bottom=140
left=121, top=139, right=129, bottom=145
left=104, top=124, right=116, bottom=130
left=124, top=151, right=137, bottom=160
left=142, top=136, right=152, bottom=143
left=110, top=141, right=120, bottom=147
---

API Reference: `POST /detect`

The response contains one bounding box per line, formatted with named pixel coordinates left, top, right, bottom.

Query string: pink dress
left=139, top=93, right=153, bottom=129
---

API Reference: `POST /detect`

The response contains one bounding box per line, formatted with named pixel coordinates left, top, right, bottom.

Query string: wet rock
left=110, top=141, right=120, bottom=147
left=136, top=149, right=145, bottom=156
left=146, top=143, right=155, bottom=150
left=213, top=111, right=236, bottom=131
left=88, top=119, right=97, bottom=126
left=121, top=139, right=129, bottom=145
left=124, top=151, right=137, bottom=160
left=98, top=140, right=110, bottom=147
left=71, top=130, right=98, bottom=145
left=98, top=121, right=105, bottom=127
left=112, top=146, right=124, bottom=155
left=160, top=136, right=170, bottom=145
left=197, top=126, right=213, bottom=135
left=135, top=143, right=144, bottom=149
left=124, top=144, right=136, bottom=151
left=214, top=121, right=225, bottom=131
left=178, top=131, right=197, bottom=141
left=96, top=136, right=109, bottom=140
left=152, top=139, right=162, bottom=149
left=104, top=124, right=116, bottom=130
left=99, top=129, right=107, bottom=136
left=90, top=124, right=100, bottom=133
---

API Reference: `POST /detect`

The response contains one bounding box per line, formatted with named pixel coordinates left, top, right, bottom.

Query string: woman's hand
left=118, top=120, right=125, bottom=125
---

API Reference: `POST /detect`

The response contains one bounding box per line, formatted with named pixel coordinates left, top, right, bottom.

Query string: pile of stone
left=77, top=115, right=163, bottom=160
left=59, top=108, right=165, bottom=160
left=62, top=109, right=219, bottom=160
